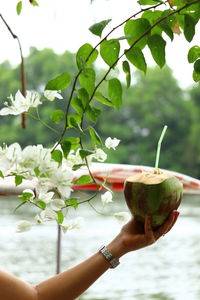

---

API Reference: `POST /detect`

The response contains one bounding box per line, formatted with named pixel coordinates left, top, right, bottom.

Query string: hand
left=107, top=210, right=179, bottom=258
left=120, top=210, right=179, bottom=252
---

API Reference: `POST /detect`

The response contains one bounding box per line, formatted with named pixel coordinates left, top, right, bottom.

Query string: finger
left=144, top=216, right=155, bottom=245
left=154, top=211, right=177, bottom=239
left=165, top=210, right=179, bottom=233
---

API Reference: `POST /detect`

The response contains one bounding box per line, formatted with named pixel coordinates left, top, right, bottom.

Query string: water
left=0, top=193, right=200, bottom=300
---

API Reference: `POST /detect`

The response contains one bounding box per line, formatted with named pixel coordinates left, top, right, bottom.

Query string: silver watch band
left=99, top=245, right=120, bottom=268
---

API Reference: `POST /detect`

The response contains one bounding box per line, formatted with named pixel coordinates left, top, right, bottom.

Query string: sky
left=0, top=0, right=200, bottom=88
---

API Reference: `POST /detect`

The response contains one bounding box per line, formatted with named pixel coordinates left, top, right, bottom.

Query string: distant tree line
left=0, top=47, right=200, bottom=178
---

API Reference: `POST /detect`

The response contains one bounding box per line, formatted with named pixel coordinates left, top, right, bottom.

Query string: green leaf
left=51, top=149, right=63, bottom=164
left=45, top=72, right=71, bottom=90
left=108, top=78, right=123, bottom=109
left=56, top=211, right=64, bottom=224
left=74, top=175, right=93, bottom=184
left=181, top=3, right=200, bottom=23
left=64, top=137, right=80, bottom=150
left=15, top=175, right=24, bottom=186
left=89, top=19, right=112, bottom=37
left=173, top=0, right=185, bottom=7
left=194, top=59, right=200, bottom=73
left=18, top=192, right=34, bottom=201
left=94, top=91, right=113, bottom=106
left=79, top=68, right=95, bottom=96
left=77, top=88, right=89, bottom=108
left=88, top=126, right=102, bottom=145
left=16, top=1, right=22, bottom=15
left=188, top=46, right=200, bottom=63
left=60, top=141, right=71, bottom=159
left=76, top=43, right=98, bottom=70
left=122, top=60, right=131, bottom=88
left=147, top=34, right=166, bottom=68
left=184, top=14, right=196, bottom=42
left=34, top=167, right=40, bottom=177
left=71, top=98, right=84, bottom=116
left=142, top=10, right=162, bottom=36
left=0, top=170, right=4, bottom=178
left=124, top=18, right=151, bottom=49
left=65, top=198, right=79, bottom=209
left=50, top=110, right=65, bottom=124
left=67, top=114, right=82, bottom=129
left=30, top=0, right=39, bottom=6
left=86, top=105, right=101, bottom=123
left=36, top=200, right=46, bottom=210
left=79, top=149, right=94, bottom=159
left=125, top=47, right=147, bottom=73
left=72, top=164, right=86, bottom=171
left=159, top=20, right=174, bottom=41
left=100, top=39, right=120, bottom=67
left=193, top=70, right=200, bottom=82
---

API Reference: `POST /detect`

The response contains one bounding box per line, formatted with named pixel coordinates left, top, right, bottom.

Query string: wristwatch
left=98, top=245, right=120, bottom=268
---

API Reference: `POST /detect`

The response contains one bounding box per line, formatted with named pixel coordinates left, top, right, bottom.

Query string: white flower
left=38, top=191, right=54, bottom=204
left=66, top=149, right=85, bottom=168
left=50, top=199, right=65, bottom=211
left=16, top=220, right=32, bottom=233
left=101, top=191, right=113, bottom=205
left=49, top=167, right=74, bottom=198
left=34, top=214, right=44, bottom=225
left=114, top=212, right=131, bottom=224
left=26, top=91, right=42, bottom=108
left=92, top=148, right=107, bottom=162
left=105, top=137, right=120, bottom=150
left=44, top=90, right=63, bottom=101
left=0, top=90, right=41, bottom=116
left=6, top=143, right=22, bottom=163
left=40, top=208, right=57, bottom=221
left=61, top=217, right=84, bottom=233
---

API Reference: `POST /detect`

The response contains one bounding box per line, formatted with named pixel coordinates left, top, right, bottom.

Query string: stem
left=79, top=137, right=99, bottom=189
left=88, top=201, right=113, bottom=217
left=35, top=108, right=60, bottom=134
left=155, top=125, right=168, bottom=169
left=64, top=191, right=100, bottom=209
left=27, top=110, right=60, bottom=134
left=56, top=224, right=62, bottom=274
left=0, top=14, right=27, bottom=129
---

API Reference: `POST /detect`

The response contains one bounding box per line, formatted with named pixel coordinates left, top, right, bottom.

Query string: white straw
left=155, top=125, right=168, bottom=169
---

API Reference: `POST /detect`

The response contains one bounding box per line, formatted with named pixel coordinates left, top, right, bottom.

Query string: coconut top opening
left=126, top=169, right=175, bottom=184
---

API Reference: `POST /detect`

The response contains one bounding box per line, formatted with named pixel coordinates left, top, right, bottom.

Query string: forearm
left=0, top=236, right=124, bottom=300
left=36, top=238, right=124, bottom=300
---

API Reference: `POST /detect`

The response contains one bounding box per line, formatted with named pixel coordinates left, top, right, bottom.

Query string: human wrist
left=106, top=233, right=128, bottom=259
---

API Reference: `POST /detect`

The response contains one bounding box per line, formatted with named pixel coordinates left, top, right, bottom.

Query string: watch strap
left=99, top=245, right=120, bottom=268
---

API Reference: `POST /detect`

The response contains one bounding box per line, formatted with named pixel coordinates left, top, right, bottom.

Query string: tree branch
left=0, top=13, right=27, bottom=128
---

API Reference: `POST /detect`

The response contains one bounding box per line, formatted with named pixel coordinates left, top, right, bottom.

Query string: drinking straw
left=155, top=125, right=168, bottom=169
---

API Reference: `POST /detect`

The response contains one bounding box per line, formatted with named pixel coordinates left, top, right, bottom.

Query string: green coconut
left=124, top=169, right=183, bottom=228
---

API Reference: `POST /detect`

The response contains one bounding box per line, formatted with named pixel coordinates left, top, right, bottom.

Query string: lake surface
left=0, top=193, right=200, bottom=300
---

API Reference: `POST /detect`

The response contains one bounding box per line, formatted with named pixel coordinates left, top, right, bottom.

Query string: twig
left=0, top=13, right=27, bottom=128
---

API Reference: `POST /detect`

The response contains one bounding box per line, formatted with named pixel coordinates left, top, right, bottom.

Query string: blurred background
left=0, top=1, right=200, bottom=299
